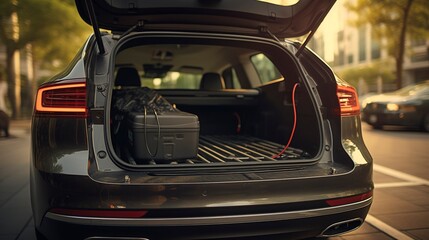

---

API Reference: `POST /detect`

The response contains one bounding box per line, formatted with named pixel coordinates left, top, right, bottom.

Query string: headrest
left=115, top=67, right=141, bottom=87
left=200, top=72, right=225, bottom=90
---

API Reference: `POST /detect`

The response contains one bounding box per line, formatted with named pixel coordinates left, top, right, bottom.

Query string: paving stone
left=370, top=193, right=425, bottom=215
left=414, top=185, right=429, bottom=194
left=406, top=229, right=429, bottom=240
left=382, top=186, right=429, bottom=200
left=376, top=211, right=429, bottom=230
left=373, top=171, right=403, bottom=183
left=339, top=232, right=394, bottom=240
left=0, top=185, right=32, bottom=237
left=0, top=170, right=29, bottom=206
left=381, top=186, right=429, bottom=209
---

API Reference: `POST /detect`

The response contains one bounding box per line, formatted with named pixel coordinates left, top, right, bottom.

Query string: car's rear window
left=251, top=53, right=283, bottom=84
left=141, top=72, right=202, bottom=89
left=114, top=42, right=286, bottom=89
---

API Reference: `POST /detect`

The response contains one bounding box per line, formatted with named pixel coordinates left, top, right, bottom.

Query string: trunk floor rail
left=178, top=135, right=309, bottom=165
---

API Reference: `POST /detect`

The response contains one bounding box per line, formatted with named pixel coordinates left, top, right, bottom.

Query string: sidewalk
left=10, top=119, right=32, bottom=129
left=8, top=119, right=32, bottom=136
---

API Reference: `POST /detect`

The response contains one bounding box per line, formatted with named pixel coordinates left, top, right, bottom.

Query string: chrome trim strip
left=46, top=198, right=372, bottom=227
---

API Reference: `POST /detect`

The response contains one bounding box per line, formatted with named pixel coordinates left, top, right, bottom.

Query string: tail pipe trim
left=321, top=218, right=363, bottom=237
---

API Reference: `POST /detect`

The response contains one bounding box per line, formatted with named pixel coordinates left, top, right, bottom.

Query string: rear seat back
left=199, top=72, right=226, bottom=90
left=115, top=67, right=141, bottom=87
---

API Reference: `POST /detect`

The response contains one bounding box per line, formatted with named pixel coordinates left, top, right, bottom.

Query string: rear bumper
left=31, top=154, right=373, bottom=239
left=46, top=198, right=371, bottom=227
left=39, top=199, right=371, bottom=240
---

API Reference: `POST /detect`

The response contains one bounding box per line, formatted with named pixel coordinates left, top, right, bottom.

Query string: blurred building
left=309, top=1, right=429, bottom=92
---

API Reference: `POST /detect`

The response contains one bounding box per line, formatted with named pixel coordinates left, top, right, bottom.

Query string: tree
left=0, top=0, right=91, bottom=118
left=337, top=61, right=395, bottom=89
left=346, top=0, right=429, bottom=89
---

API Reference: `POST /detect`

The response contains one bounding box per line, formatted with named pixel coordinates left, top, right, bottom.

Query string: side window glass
left=231, top=69, right=241, bottom=89
left=222, top=67, right=241, bottom=89
left=250, top=53, right=282, bottom=84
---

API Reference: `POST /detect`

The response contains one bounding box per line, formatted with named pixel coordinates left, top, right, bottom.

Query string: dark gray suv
left=31, top=0, right=373, bottom=239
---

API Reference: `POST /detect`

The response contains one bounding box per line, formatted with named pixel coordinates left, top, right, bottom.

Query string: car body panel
left=31, top=2, right=373, bottom=239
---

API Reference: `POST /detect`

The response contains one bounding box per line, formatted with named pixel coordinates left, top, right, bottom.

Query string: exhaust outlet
left=321, top=218, right=363, bottom=237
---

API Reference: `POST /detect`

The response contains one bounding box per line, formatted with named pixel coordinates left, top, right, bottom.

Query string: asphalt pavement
left=0, top=120, right=428, bottom=240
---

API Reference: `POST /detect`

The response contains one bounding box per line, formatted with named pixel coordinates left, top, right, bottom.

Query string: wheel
left=422, top=113, right=429, bottom=132
left=372, top=124, right=382, bottom=130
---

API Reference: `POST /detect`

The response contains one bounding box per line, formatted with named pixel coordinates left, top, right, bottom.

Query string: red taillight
left=337, top=85, right=360, bottom=116
left=326, top=191, right=373, bottom=207
left=50, top=208, right=148, bottom=218
left=35, top=81, right=86, bottom=117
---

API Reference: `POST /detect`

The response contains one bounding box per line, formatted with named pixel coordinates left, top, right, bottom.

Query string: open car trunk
left=107, top=34, right=322, bottom=168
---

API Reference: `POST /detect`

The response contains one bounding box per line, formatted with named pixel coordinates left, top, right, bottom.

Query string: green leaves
left=0, top=0, right=91, bottom=70
left=337, top=61, right=396, bottom=88
left=346, top=0, right=429, bottom=55
left=345, top=0, right=428, bottom=89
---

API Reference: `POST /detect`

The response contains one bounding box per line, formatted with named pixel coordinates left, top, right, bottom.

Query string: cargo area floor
left=170, top=135, right=310, bottom=165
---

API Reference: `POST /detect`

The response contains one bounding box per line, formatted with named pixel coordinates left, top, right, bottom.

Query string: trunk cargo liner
left=142, top=135, right=310, bottom=165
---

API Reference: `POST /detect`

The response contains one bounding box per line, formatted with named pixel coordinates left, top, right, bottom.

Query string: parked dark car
left=31, top=0, right=373, bottom=239
left=362, top=80, right=429, bottom=131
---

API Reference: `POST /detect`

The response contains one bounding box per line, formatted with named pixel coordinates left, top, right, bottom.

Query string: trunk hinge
left=119, top=20, right=145, bottom=40
left=260, top=26, right=282, bottom=43
left=85, top=0, right=105, bottom=54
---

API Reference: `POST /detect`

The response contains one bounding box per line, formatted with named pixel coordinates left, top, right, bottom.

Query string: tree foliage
left=0, top=0, right=91, bottom=69
left=337, top=61, right=395, bottom=88
left=345, top=0, right=429, bottom=89
left=0, top=0, right=91, bottom=117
